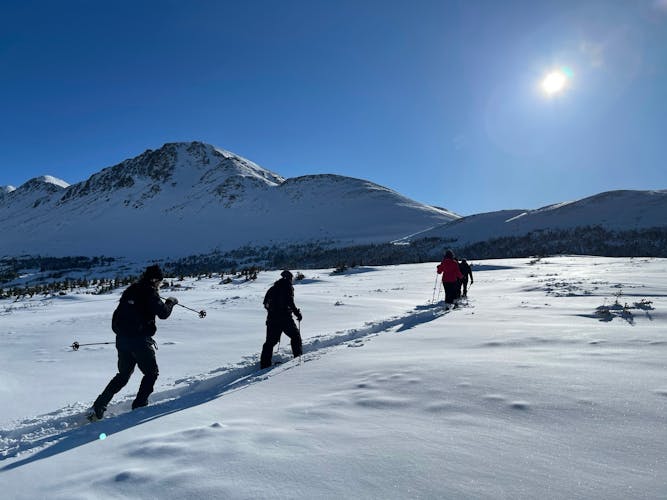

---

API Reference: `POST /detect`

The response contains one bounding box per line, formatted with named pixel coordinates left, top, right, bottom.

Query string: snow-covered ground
left=1, top=256, right=665, bottom=499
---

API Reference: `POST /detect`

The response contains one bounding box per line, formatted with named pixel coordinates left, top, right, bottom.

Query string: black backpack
left=111, top=284, right=148, bottom=336
left=264, top=281, right=290, bottom=313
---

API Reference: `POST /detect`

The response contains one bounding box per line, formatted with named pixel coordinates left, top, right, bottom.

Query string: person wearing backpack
left=88, top=264, right=177, bottom=421
left=260, top=270, right=303, bottom=369
left=436, top=250, right=464, bottom=308
left=459, top=259, right=474, bottom=298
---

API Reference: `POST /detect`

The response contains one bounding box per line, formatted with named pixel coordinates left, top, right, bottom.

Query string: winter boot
left=132, top=400, right=148, bottom=410
left=87, top=404, right=106, bottom=422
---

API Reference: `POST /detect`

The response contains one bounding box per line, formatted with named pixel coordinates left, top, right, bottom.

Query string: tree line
left=2, top=226, right=666, bottom=297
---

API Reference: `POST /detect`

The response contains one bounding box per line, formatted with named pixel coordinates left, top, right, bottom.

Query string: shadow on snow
left=0, top=298, right=457, bottom=471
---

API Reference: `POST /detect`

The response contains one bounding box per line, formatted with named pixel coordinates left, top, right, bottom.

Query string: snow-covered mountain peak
left=0, top=141, right=458, bottom=258
left=4, top=175, right=68, bottom=200
left=0, top=186, right=16, bottom=200
left=19, top=175, right=69, bottom=192
left=59, top=141, right=284, bottom=204
left=154, top=141, right=284, bottom=185
left=0, top=176, right=68, bottom=212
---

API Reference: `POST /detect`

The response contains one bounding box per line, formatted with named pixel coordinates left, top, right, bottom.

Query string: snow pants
left=260, top=315, right=302, bottom=369
left=461, top=277, right=470, bottom=297
left=94, top=336, right=159, bottom=411
left=443, top=281, right=459, bottom=305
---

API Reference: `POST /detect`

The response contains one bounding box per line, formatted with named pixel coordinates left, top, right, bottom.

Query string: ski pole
left=298, top=319, right=303, bottom=365
left=159, top=296, right=206, bottom=318
left=70, top=341, right=114, bottom=351
left=431, top=274, right=439, bottom=303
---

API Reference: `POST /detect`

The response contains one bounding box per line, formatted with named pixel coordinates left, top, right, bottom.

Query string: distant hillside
left=404, top=190, right=667, bottom=246
left=1, top=143, right=665, bottom=284
left=0, top=141, right=458, bottom=260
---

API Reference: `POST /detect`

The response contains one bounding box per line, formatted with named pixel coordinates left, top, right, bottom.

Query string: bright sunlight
left=541, top=70, right=568, bottom=95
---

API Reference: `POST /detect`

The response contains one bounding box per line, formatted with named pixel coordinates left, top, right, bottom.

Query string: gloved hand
left=165, top=297, right=179, bottom=306
left=295, top=309, right=303, bottom=322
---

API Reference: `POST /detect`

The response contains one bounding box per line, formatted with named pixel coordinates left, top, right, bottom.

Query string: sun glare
left=542, top=70, right=568, bottom=95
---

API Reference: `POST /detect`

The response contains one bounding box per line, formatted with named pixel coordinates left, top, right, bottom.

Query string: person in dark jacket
left=88, top=264, right=177, bottom=421
left=459, top=259, right=474, bottom=297
left=260, top=270, right=303, bottom=369
left=436, top=250, right=464, bottom=308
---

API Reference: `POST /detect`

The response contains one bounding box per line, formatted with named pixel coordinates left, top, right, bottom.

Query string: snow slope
left=411, top=189, right=667, bottom=245
left=1, top=257, right=665, bottom=498
left=0, top=142, right=457, bottom=260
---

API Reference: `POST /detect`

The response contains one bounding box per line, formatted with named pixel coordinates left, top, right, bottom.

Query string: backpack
left=263, top=280, right=290, bottom=313
left=111, top=284, right=147, bottom=336
left=263, top=285, right=277, bottom=311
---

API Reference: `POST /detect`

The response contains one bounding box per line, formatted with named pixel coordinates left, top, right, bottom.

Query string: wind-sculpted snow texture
left=1, top=258, right=665, bottom=499
left=0, top=141, right=456, bottom=259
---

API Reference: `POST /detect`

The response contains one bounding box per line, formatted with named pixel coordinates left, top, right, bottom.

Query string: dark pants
left=462, top=277, right=469, bottom=297
left=260, top=315, right=302, bottom=369
left=94, top=336, right=159, bottom=411
left=443, top=281, right=459, bottom=305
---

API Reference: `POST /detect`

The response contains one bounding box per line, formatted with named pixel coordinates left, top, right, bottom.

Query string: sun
left=541, top=70, right=569, bottom=96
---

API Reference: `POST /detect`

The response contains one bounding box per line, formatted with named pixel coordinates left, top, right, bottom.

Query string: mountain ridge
left=0, top=141, right=457, bottom=260
left=2, top=142, right=664, bottom=263
left=403, top=189, right=667, bottom=247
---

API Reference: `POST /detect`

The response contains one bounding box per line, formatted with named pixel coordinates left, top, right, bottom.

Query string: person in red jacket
left=436, top=250, right=463, bottom=308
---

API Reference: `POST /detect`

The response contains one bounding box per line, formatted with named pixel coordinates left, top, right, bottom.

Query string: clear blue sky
left=2, top=0, right=666, bottom=215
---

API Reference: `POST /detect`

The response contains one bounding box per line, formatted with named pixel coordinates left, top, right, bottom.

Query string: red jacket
left=437, top=258, right=463, bottom=283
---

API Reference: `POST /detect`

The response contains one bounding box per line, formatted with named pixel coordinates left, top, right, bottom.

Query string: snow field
left=1, top=256, right=665, bottom=499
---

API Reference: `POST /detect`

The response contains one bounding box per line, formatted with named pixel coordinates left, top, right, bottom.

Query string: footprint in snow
left=482, top=394, right=506, bottom=403
left=509, top=401, right=530, bottom=410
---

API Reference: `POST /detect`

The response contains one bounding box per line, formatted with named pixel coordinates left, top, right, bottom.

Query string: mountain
left=405, top=189, right=667, bottom=246
left=0, top=142, right=458, bottom=260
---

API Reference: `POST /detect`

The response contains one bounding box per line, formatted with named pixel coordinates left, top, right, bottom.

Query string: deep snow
left=1, top=257, right=665, bottom=499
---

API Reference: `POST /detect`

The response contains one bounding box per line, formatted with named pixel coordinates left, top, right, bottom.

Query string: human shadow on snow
left=0, top=299, right=454, bottom=471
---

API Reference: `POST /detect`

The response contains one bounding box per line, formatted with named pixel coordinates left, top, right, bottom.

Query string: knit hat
left=280, top=270, right=293, bottom=280
left=143, top=264, right=164, bottom=281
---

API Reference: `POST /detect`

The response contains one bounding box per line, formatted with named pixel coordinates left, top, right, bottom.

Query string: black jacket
left=459, top=261, right=473, bottom=281
left=112, top=279, right=174, bottom=337
left=263, top=278, right=299, bottom=318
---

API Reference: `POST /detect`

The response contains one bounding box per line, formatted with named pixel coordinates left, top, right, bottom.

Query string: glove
left=165, top=297, right=178, bottom=306
left=295, top=309, right=303, bottom=322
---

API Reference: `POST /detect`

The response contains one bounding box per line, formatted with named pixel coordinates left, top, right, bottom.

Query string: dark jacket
left=263, top=278, right=299, bottom=319
left=112, top=279, right=174, bottom=337
left=459, top=260, right=473, bottom=281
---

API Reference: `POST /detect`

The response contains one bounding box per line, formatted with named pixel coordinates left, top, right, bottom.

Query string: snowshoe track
left=0, top=299, right=465, bottom=464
